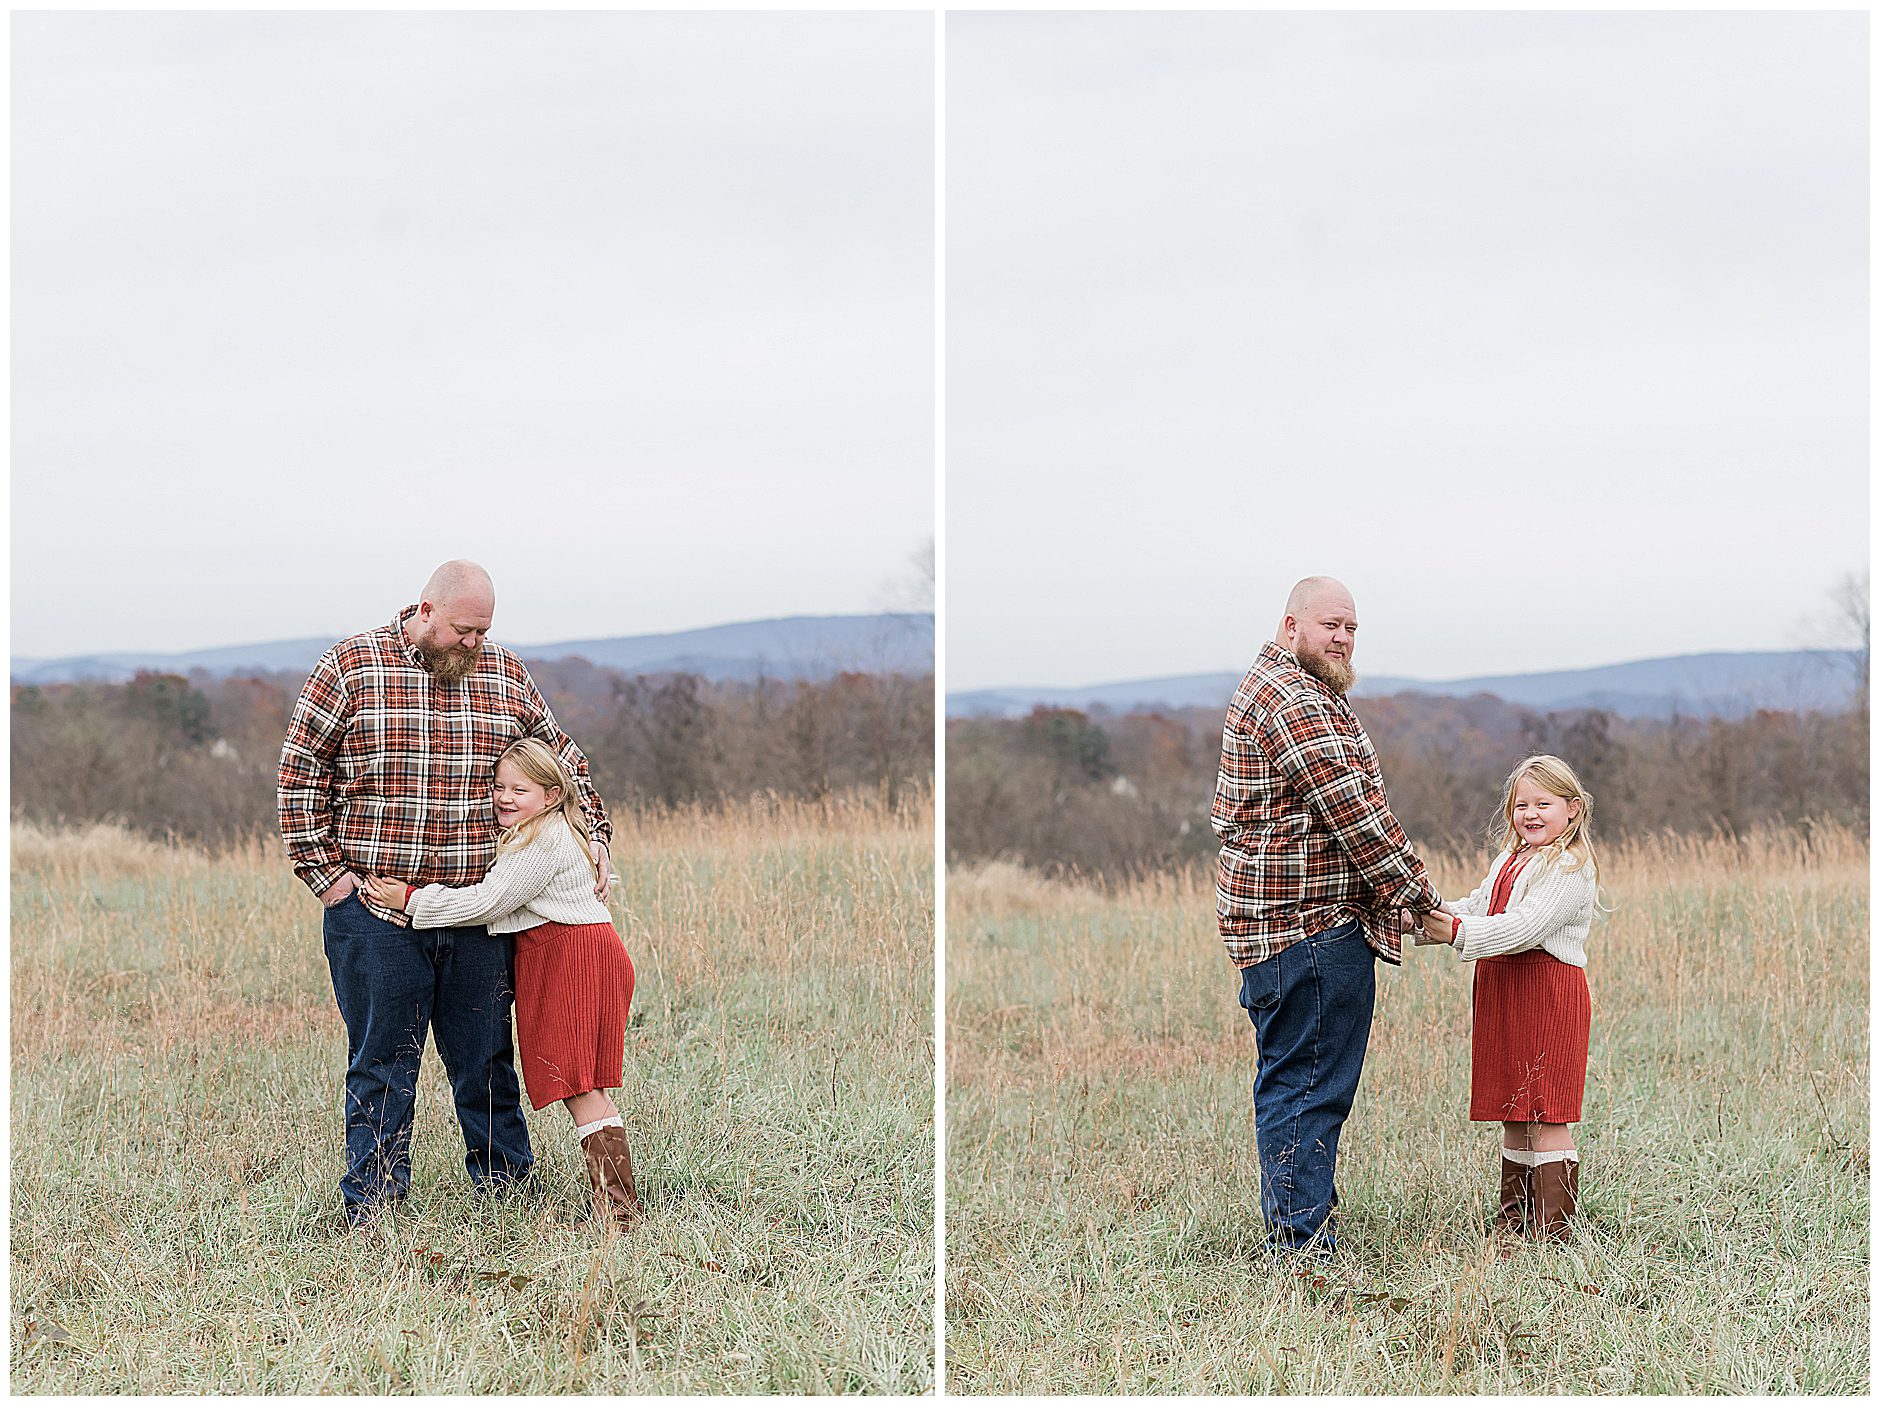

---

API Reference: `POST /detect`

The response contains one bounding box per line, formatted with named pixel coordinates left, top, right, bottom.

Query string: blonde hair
left=1493, top=754, right=1603, bottom=884
left=493, top=738, right=598, bottom=881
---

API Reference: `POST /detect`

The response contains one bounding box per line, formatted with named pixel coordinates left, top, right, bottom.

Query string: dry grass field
left=945, top=824, right=1869, bottom=1394
left=11, top=791, right=934, bottom=1393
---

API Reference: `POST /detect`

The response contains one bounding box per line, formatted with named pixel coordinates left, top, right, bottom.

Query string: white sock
left=576, top=1115, right=623, bottom=1140
left=1502, top=1147, right=1539, bottom=1167
left=1532, top=1148, right=1579, bottom=1166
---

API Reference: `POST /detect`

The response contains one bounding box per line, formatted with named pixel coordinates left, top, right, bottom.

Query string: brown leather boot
left=1492, top=1155, right=1531, bottom=1244
left=1529, top=1155, right=1578, bottom=1243
left=581, top=1125, right=641, bottom=1229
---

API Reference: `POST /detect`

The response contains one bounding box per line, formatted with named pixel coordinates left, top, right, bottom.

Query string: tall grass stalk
left=946, top=822, right=1868, bottom=1394
left=11, top=791, right=934, bottom=1394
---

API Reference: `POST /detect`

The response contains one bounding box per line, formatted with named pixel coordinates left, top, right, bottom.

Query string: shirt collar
left=1262, top=637, right=1346, bottom=707
left=391, top=603, right=429, bottom=670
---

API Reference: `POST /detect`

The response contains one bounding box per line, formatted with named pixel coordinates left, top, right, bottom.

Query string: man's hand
left=591, top=840, right=613, bottom=898
left=361, top=874, right=411, bottom=912
left=321, top=872, right=359, bottom=908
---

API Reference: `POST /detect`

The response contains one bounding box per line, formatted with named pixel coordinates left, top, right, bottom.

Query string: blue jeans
left=1238, top=919, right=1377, bottom=1252
left=322, top=895, right=533, bottom=1211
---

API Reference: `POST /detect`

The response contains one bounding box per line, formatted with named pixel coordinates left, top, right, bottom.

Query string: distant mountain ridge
left=947, top=650, right=1862, bottom=721
left=11, top=613, right=934, bottom=686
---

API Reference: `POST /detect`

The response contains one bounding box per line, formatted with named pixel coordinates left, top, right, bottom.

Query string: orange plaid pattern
left=278, top=605, right=610, bottom=923
left=1212, top=641, right=1439, bottom=968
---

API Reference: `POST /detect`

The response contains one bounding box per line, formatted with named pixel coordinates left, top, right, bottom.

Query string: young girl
left=363, top=738, right=639, bottom=1229
left=1421, top=754, right=1603, bottom=1244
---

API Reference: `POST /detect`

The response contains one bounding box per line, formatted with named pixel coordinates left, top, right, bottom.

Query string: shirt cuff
left=303, top=863, right=347, bottom=899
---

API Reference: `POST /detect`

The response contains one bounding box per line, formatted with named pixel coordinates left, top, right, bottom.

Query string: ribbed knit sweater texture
left=405, top=815, right=612, bottom=933
left=1448, top=847, right=1597, bottom=967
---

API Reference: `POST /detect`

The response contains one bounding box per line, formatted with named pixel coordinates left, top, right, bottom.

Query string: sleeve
left=1452, top=862, right=1593, bottom=961
left=1210, top=716, right=1254, bottom=845
left=405, top=828, right=564, bottom=929
left=518, top=667, right=612, bottom=847
left=1256, top=695, right=1439, bottom=913
left=277, top=651, right=351, bottom=897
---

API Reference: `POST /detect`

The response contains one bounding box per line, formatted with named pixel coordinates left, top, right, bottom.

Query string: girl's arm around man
left=398, top=824, right=575, bottom=929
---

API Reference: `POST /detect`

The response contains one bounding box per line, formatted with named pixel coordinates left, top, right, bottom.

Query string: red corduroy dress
left=1468, top=853, right=1591, bottom=1123
left=512, top=920, right=635, bottom=1111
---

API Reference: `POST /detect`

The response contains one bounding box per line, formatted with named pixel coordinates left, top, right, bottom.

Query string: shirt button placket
left=430, top=679, right=448, bottom=873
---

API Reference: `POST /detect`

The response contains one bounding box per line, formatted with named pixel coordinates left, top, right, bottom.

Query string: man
left=1211, top=575, right=1441, bottom=1253
left=278, top=560, right=614, bottom=1224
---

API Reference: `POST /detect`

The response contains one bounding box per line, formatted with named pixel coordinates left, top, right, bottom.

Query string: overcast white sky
left=947, top=11, right=1868, bottom=690
left=13, top=12, right=932, bottom=658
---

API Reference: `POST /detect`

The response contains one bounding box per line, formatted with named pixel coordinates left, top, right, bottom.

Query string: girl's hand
left=1421, top=910, right=1456, bottom=945
left=362, top=874, right=411, bottom=912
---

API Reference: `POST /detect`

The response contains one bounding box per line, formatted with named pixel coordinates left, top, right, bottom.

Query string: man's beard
left=417, top=631, right=482, bottom=682
left=1296, top=645, right=1356, bottom=696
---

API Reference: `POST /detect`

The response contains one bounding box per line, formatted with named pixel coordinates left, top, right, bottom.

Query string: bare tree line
left=945, top=692, right=1869, bottom=882
left=11, top=662, right=934, bottom=846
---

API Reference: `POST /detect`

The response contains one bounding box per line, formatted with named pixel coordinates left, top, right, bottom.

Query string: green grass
left=945, top=827, right=1869, bottom=1394
left=11, top=794, right=934, bottom=1394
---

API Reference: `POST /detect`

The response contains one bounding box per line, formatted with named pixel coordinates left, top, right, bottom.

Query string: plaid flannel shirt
left=278, top=605, right=611, bottom=924
left=1211, top=641, right=1438, bottom=968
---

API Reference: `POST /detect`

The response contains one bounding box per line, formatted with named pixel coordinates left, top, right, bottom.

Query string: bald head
left=421, top=559, right=495, bottom=615
left=405, top=560, right=496, bottom=681
left=1277, top=576, right=1355, bottom=646
left=1284, top=575, right=1351, bottom=624
left=1277, top=575, right=1359, bottom=695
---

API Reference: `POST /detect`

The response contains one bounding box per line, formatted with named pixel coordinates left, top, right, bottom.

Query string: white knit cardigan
left=1447, top=847, right=1598, bottom=968
left=405, top=814, right=613, bottom=933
